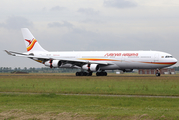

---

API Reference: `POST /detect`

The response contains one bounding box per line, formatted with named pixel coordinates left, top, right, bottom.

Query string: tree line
left=0, top=66, right=178, bottom=73
left=0, top=67, right=79, bottom=73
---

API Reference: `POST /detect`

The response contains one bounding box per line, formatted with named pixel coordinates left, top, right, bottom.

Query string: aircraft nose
left=173, top=58, right=177, bottom=64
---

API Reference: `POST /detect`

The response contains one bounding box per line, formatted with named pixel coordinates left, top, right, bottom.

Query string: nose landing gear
left=155, top=69, right=161, bottom=77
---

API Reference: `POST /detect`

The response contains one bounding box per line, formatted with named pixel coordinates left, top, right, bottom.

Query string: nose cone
left=173, top=58, right=177, bottom=64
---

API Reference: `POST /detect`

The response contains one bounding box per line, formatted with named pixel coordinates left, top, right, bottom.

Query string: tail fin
left=21, top=28, right=47, bottom=52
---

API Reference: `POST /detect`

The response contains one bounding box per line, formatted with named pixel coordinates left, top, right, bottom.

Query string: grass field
left=0, top=73, right=179, bottom=96
left=0, top=73, right=179, bottom=119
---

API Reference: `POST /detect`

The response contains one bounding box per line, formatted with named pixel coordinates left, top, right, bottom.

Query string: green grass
left=0, top=73, right=179, bottom=119
left=0, top=73, right=179, bottom=96
left=0, top=94, right=179, bottom=119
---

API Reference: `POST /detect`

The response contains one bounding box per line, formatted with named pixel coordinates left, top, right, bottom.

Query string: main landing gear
left=155, top=69, right=161, bottom=77
left=75, top=71, right=108, bottom=76
left=76, top=72, right=93, bottom=76
left=96, top=71, right=107, bottom=76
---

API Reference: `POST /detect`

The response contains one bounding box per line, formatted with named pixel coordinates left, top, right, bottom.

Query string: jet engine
left=123, top=69, right=133, bottom=72
left=44, top=60, right=62, bottom=68
left=82, top=64, right=100, bottom=72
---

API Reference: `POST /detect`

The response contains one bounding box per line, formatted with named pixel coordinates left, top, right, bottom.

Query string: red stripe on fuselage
left=141, top=62, right=176, bottom=65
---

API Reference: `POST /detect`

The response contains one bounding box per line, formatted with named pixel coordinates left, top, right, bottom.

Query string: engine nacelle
left=44, top=60, right=62, bottom=68
left=82, top=64, right=100, bottom=72
left=123, top=69, right=133, bottom=72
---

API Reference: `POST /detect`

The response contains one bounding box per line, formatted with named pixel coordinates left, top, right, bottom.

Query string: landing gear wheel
left=155, top=69, right=161, bottom=77
left=96, top=72, right=99, bottom=76
left=76, top=72, right=93, bottom=76
left=76, top=72, right=82, bottom=76
left=87, top=72, right=92, bottom=76
left=76, top=72, right=79, bottom=76
left=104, top=72, right=107, bottom=76
left=156, top=73, right=160, bottom=77
left=96, top=72, right=107, bottom=76
left=83, top=72, right=87, bottom=76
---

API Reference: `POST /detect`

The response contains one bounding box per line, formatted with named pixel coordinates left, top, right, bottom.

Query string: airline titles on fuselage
left=50, top=53, right=139, bottom=57
left=104, top=53, right=138, bottom=57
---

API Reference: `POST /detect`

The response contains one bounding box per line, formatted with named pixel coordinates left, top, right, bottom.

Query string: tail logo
left=25, top=38, right=37, bottom=51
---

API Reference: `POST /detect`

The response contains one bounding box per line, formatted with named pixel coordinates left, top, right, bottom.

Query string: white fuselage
left=34, top=50, right=177, bottom=70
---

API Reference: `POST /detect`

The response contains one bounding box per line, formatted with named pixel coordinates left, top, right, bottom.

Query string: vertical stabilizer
left=21, top=28, right=47, bottom=52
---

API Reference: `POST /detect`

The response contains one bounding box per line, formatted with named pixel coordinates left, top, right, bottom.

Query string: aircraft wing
left=5, top=50, right=111, bottom=66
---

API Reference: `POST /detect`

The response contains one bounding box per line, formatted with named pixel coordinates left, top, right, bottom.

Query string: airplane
left=5, top=28, right=177, bottom=76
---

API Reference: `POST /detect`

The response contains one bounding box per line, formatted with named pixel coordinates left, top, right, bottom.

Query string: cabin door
left=154, top=53, right=159, bottom=62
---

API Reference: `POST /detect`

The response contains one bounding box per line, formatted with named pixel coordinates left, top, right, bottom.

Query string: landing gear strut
left=76, top=72, right=92, bottom=76
left=155, top=69, right=161, bottom=77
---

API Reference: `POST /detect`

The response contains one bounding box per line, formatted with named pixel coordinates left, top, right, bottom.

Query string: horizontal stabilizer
left=4, top=50, right=15, bottom=56
left=4, top=50, right=28, bottom=57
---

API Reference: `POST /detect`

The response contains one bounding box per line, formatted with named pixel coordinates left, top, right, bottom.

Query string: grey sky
left=104, top=0, right=137, bottom=8
left=0, top=0, right=179, bottom=68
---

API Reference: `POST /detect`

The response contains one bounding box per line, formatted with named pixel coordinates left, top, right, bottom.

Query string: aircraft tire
left=156, top=73, right=161, bottom=77
left=96, top=72, right=107, bottom=76
left=83, top=72, right=87, bottom=76
left=96, top=72, right=99, bottom=76
left=87, top=72, right=92, bottom=76
left=76, top=72, right=93, bottom=76
left=158, top=73, right=160, bottom=76
left=80, top=72, right=84, bottom=76
left=76, top=72, right=79, bottom=76
left=104, top=72, right=107, bottom=76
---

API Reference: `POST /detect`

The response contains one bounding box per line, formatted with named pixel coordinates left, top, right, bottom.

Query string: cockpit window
left=165, top=56, right=173, bottom=58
